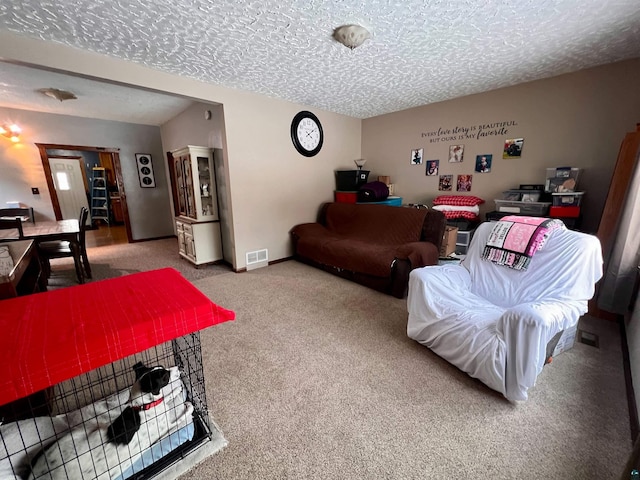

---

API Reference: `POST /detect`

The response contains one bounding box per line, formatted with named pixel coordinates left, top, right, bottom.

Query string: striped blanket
left=482, top=216, right=565, bottom=270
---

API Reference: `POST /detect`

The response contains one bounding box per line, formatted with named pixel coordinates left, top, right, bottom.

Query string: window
left=56, top=171, right=70, bottom=191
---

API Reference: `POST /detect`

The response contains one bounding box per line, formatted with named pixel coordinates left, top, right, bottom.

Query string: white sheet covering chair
left=407, top=221, right=603, bottom=402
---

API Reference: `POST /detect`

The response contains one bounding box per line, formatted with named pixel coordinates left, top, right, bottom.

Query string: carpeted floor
left=45, top=238, right=232, bottom=289
left=45, top=240, right=633, bottom=478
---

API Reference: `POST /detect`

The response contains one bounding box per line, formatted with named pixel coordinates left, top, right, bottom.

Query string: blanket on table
left=482, top=216, right=565, bottom=270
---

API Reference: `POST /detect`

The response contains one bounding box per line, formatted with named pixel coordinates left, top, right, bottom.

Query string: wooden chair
left=0, top=218, right=24, bottom=240
left=39, top=207, right=92, bottom=283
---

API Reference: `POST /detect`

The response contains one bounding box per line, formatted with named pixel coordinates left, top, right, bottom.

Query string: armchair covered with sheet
left=407, top=218, right=603, bottom=401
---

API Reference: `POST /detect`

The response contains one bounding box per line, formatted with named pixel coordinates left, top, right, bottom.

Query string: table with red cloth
left=0, top=268, right=235, bottom=407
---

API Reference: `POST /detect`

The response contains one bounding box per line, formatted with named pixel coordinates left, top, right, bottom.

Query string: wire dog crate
left=0, top=334, right=216, bottom=479
left=0, top=268, right=235, bottom=480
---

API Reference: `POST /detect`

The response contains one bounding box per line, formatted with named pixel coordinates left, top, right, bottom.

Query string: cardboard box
left=440, top=226, right=458, bottom=257
left=553, top=325, right=577, bottom=356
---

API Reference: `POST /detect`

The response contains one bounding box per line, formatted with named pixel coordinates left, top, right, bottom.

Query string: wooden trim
left=36, top=143, right=120, bottom=153
left=36, top=144, right=62, bottom=220
left=110, top=152, right=133, bottom=243
left=166, top=151, right=180, bottom=217
left=596, top=124, right=640, bottom=256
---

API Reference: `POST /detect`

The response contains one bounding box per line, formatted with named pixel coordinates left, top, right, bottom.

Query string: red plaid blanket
left=0, top=268, right=235, bottom=406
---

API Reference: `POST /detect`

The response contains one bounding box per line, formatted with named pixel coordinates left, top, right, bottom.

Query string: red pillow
left=433, top=195, right=485, bottom=206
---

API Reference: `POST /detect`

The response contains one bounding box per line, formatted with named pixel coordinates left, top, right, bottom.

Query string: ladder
left=90, top=167, right=109, bottom=225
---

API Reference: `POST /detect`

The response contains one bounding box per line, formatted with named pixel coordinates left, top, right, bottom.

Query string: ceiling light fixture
left=0, top=124, right=21, bottom=143
left=37, top=87, right=77, bottom=102
left=333, top=24, right=371, bottom=50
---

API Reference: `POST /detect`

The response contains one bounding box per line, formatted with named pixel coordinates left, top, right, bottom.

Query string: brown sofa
left=290, top=202, right=446, bottom=298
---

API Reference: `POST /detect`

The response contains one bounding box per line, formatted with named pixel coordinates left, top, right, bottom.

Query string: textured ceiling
left=0, top=0, right=639, bottom=121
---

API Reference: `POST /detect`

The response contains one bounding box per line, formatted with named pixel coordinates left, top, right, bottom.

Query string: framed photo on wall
left=425, top=160, right=439, bottom=176
left=475, top=154, right=492, bottom=173
left=411, top=148, right=424, bottom=165
left=135, top=153, right=156, bottom=188
left=503, top=138, right=524, bottom=159
left=457, top=174, right=473, bottom=192
left=448, top=144, right=464, bottom=163
left=439, top=175, right=453, bottom=191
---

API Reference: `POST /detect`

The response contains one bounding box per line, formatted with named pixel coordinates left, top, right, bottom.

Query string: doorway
left=36, top=143, right=133, bottom=243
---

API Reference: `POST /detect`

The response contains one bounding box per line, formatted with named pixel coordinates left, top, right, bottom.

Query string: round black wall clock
left=291, top=111, right=323, bottom=157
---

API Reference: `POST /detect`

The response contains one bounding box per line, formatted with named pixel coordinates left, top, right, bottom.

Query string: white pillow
left=432, top=204, right=480, bottom=214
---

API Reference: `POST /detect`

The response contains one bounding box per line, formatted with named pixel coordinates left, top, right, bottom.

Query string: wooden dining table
left=0, top=219, right=86, bottom=284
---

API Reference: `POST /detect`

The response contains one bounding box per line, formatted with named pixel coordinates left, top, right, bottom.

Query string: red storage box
left=549, top=206, right=580, bottom=218
left=335, top=191, right=357, bottom=203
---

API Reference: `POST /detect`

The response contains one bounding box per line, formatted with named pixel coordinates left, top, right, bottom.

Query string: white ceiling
left=0, top=0, right=639, bottom=123
left=0, top=62, right=194, bottom=125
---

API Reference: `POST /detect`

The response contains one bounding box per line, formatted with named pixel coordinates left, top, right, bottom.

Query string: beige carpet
left=178, top=260, right=632, bottom=480
left=45, top=243, right=633, bottom=478
left=45, top=238, right=231, bottom=288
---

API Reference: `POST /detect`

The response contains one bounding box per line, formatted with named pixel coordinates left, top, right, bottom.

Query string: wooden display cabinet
left=172, top=146, right=219, bottom=222
left=171, top=146, right=223, bottom=266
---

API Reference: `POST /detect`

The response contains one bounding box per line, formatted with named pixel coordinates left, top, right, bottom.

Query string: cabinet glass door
left=195, top=155, right=217, bottom=220
left=181, top=156, right=197, bottom=219
left=174, top=157, right=187, bottom=216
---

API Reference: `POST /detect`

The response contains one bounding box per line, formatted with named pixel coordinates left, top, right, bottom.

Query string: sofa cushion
left=322, top=203, right=428, bottom=245
left=293, top=225, right=439, bottom=278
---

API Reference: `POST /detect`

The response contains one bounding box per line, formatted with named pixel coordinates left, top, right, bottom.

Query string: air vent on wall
left=246, top=249, right=268, bottom=271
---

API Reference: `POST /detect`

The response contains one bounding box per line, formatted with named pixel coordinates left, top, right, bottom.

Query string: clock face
left=291, top=111, right=323, bottom=157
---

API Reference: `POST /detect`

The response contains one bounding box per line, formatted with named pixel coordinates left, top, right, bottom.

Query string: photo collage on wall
left=411, top=135, right=524, bottom=192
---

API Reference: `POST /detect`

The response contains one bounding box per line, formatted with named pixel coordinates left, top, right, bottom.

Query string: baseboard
left=130, top=234, right=176, bottom=243
left=620, top=314, right=639, bottom=442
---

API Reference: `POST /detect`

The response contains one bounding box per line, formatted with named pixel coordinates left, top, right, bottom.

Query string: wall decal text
left=421, top=120, right=518, bottom=143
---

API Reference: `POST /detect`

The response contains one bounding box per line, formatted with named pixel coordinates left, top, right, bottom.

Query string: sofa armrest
left=395, top=241, right=440, bottom=269
left=391, top=241, right=441, bottom=298
left=496, top=300, right=587, bottom=401
left=421, top=210, right=446, bottom=251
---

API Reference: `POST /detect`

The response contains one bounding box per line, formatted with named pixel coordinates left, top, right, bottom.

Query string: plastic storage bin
left=549, top=206, right=581, bottom=218
left=334, top=191, right=358, bottom=203
left=494, top=199, right=551, bottom=216
left=502, top=190, right=542, bottom=202
left=335, top=170, right=369, bottom=191
left=545, top=167, right=581, bottom=193
left=551, top=191, right=584, bottom=206
left=356, top=196, right=402, bottom=206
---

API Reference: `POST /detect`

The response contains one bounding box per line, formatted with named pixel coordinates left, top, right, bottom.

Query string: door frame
left=36, top=143, right=133, bottom=243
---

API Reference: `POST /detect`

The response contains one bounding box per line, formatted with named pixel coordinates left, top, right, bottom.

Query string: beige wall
left=159, top=102, right=236, bottom=265
left=362, top=59, right=640, bottom=233
left=0, top=31, right=362, bottom=269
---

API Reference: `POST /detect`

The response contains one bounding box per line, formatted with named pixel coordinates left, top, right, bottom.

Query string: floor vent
left=577, top=329, right=599, bottom=348
left=246, top=249, right=268, bottom=271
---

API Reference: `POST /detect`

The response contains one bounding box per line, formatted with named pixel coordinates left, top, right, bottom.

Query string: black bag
left=357, top=181, right=389, bottom=202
